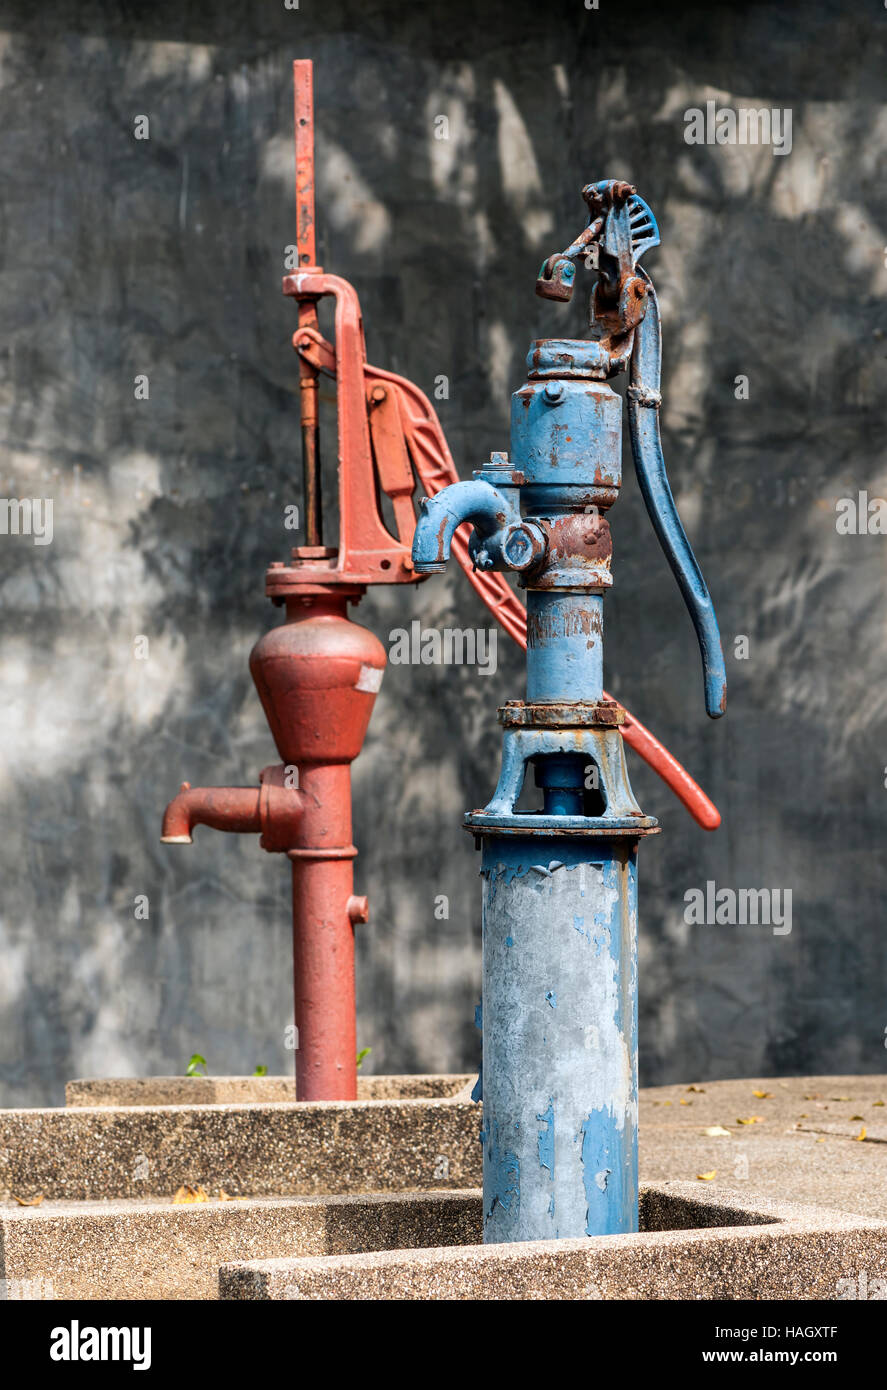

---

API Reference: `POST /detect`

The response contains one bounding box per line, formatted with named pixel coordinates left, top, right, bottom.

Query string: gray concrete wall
left=1, top=0, right=885, bottom=1105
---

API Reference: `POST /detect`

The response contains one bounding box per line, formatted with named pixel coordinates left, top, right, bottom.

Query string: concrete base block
left=219, top=1182, right=887, bottom=1301
left=0, top=1190, right=480, bottom=1301
left=0, top=1097, right=480, bottom=1201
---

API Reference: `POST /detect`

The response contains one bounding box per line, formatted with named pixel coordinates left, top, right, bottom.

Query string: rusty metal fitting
left=497, top=700, right=625, bottom=728
left=501, top=521, right=547, bottom=574
left=530, top=513, right=614, bottom=590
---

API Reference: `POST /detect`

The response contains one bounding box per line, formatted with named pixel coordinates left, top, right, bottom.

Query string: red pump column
left=162, top=578, right=385, bottom=1102
left=250, top=582, right=384, bottom=1100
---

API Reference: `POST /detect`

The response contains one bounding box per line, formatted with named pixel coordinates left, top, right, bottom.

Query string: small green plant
left=185, top=1053, right=208, bottom=1077
left=356, top=1047, right=371, bottom=1070
left=252, top=1065, right=268, bottom=1077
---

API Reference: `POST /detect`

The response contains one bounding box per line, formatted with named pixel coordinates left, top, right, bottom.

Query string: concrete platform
left=0, top=1190, right=480, bottom=1301
left=5, top=1072, right=885, bottom=1214
left=637, top=1073, right=887, bottom=1222
left=0, top=1097, right=479, bottom=1201
left=219, top=1182, right=887, bottom=1301
left=3, top=1073, right=887, bottom=1299
left=64, top=1074, right=473, bottom=1107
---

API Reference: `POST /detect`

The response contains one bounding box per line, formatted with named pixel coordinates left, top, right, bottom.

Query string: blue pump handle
left=626, top=271, right=726, bottom=718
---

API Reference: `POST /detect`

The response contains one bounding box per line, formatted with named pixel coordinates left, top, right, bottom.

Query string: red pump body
left=251, top=586, right=386, bottom=1098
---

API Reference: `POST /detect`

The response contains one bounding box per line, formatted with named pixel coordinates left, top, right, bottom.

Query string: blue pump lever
left=627, top=271, right=726, bottom=718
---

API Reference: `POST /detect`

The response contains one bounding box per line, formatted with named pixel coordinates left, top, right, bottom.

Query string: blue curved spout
left=411, top=479, right=515, bottom=573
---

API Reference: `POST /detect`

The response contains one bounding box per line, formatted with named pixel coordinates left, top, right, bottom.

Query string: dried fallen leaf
left=736, top=1116, right=765, bottom=1125
left=855, top=1126, right=867, bottom=1142
left=686, top=1085, right=705, bottom=1093
left=850, top=1115, right=865, bottom=1122
left=172, top=1184, right=209, bottom=1204
left=663, top=1101, right=672, bottom=1107
left=874, top=1101, right=885, bottom=1108
left=804, top=1093, right=822, bottom=1100
left=696, top=1170, right=717, bottom=1181
left=815, top=1137, right=826, bottom=1143
left=831, top=1096, right=851, bottom=1102
left=703, top=1126, right=731, bottom=1137
left=752, top=1090, right=773, bottom=1099
left=12, top=1193, right=44, bottom=1206
left=679, top=1098, right=692, bottom=1106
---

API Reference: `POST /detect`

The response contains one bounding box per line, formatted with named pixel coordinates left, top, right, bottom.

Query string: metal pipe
left=293, top=59, right=323, bottom=546
left=412, top=478, right=519, bottom=572
left=526, top=591, right=604, bottom=703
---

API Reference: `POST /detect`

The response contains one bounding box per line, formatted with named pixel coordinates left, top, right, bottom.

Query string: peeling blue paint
left=591, top=923, right=611, bottom=955
left=536, top=1098, right=555, bottom=1178
left=505, top=935, right=514, bottom=947
left=545, top=989, right=557, bottom=1008
left=580, top=1110, right=635, bottom=1236
left=482, top=841, right=606, bottom=886
left=484, top=1120, right=521, bottom=1225
left=472, top=1000, right=483, bottom=1102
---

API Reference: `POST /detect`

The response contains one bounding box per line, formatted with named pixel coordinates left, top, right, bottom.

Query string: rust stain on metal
left=526, top=605, right=604, bottom=644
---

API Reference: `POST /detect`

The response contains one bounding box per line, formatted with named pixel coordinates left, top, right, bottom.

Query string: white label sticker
left=355, top=664, right=384, bottom=693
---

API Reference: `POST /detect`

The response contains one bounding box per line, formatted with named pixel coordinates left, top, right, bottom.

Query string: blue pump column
left=480, top=835, right=639, bottom=1241
left=465, top=340, right=654, bottom=1240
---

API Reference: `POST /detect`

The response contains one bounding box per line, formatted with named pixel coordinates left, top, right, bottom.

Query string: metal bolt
left=543, top=381, right=565, bottom=405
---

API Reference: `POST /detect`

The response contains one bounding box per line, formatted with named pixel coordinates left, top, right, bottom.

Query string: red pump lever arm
left=293, top=327, right=720, bottom=831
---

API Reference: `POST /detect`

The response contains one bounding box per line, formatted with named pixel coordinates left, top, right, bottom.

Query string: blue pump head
left=536, top=180, right=726, bottom=719
left=412, top=179, right=726, bottom=722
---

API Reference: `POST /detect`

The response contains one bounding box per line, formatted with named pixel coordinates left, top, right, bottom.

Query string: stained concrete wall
left=1, top=0, right=885, bottom=1105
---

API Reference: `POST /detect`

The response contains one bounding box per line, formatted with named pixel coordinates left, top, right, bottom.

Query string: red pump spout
left=160, top=785, right=262, bottom=845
